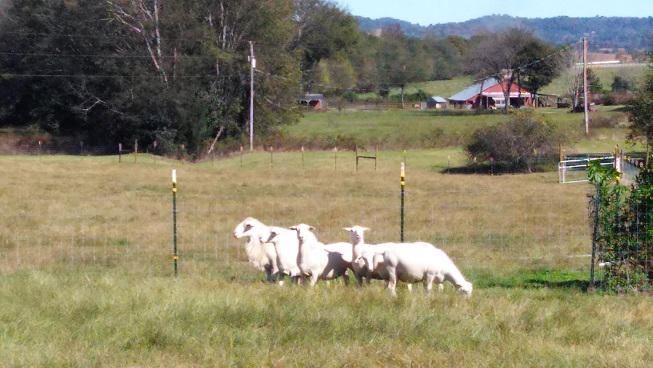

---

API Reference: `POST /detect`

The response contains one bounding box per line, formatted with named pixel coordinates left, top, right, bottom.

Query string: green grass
left=286, top=105, right=637, bottom=154
left=1, top=149, right=652, bottom=366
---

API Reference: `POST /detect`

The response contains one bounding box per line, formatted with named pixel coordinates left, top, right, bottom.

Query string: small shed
left=426, top=96, right=448, bottom=109
left=297, top=93, right=326, bottom=110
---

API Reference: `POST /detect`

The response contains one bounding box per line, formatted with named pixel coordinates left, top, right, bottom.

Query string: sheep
left=285, top=223, right=352, bottom=287
left=233, top=217, right=279, bottom=284
left=343, top=225, right=396, bottom=287
left=380, top=242, right=473, bottom=298
left=256, top=225, right=303, bottom=285
left=356, top=247, right=413, bottom=292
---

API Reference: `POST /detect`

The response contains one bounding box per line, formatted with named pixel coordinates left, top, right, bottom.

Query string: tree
left=626, top=65, right=653, bottom=165
left=467, top=29, right=535, bottom=112
left=376, top=25, right=431, bottom=108
left=0, top=0, right=305, bottom=156
left=291, top=0, right=360, bottom=93
left=465, top=109, right=562, bottom=173
left=515, top=39, right=563, bottom=106
left=611, top=75, right=637, bottom=93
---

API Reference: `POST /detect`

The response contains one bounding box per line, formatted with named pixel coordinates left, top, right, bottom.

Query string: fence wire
left=0, top=180, right=594, bottom=279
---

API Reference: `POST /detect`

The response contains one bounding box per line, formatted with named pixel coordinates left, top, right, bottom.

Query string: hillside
left=356, top=14, right=653, bottom=52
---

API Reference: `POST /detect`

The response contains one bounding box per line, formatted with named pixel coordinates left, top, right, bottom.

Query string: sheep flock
left=233, top=217, right=473, bottom=298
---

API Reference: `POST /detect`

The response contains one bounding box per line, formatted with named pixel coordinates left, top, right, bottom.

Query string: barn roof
left=448, top=78, right=499, bottom=102
left=428, top=96, right=448, bottom=103
left=448, top=78, right=532, bottom=102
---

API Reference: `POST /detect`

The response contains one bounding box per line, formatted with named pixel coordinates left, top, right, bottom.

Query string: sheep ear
left=309, top=226, right=315, bottom=231
left=363, top=227, right=370, bottom=232
left=343, top=227, right=351, bottom=231
left=288, top=225, right=297, bottom=231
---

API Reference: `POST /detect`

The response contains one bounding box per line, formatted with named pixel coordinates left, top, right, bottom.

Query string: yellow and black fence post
left=400, top=161, right=405, bottom=242
left=172, top=169, right=178, bottom=277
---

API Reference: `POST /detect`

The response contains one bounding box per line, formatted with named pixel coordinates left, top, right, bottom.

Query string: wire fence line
left=0, top=182, right=594, bottom=278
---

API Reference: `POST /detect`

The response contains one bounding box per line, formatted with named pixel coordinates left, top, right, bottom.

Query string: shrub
left=465, top=109, right=562, bottom=173
left=590, top=112, right=625, bottom=129
left=588, top=162, right=653, bottom=293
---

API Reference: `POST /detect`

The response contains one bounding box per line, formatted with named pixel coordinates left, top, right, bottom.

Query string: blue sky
left=336, top=0, right=653, bottom=26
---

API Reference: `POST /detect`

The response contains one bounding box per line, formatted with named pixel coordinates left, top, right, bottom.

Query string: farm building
left=448, top=77, right=533, bottom=109
left=426, top=96, right=448, bottom=109
left=297, top=93, right=326, bottom=110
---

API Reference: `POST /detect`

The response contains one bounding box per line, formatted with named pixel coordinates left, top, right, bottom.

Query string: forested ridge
left=0, top=1, right=648, bottom=157
left=358, top=14, right=653, bottom=53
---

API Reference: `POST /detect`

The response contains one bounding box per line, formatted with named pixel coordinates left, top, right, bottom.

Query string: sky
left=336, top=0, right=653, bottom=26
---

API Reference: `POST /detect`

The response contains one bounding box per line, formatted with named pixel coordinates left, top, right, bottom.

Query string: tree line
left=0, top=0, right=580, bottom=157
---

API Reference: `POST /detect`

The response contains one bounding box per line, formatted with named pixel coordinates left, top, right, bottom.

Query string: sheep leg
left=425, top=275, right=436, bottom=294
left=356, top=275, right=364, bottom=287
left=310, top=274, right=319, bottom=287
left=387, top=272, right=398, bottom=297
left=265, top=266, right=275, bottom=284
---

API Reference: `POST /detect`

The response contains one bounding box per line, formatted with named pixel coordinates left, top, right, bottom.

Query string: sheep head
left=358, top=249, right=378, bottom=272
left=258, top=226, right=281, bottom=244
left=458, top=281, right=473, bottom=299
left=233, top=217, right=260, bottom=238
left=343, top=225, right=369, bottom=245
left=289, top=223, right=316, bottom=244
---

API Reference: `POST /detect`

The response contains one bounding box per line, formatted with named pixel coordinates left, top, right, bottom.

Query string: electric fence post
left=400, top=161, right=405, bottom=242
left=172, top=169, right=179, bottom=277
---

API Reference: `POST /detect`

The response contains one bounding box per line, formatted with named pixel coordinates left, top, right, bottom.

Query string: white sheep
left=343, top=225, right=396, bottom=286
left=356, top=246, right=414, bottom=292
left=285, top=223, right=352, bottom=287
left=233, top=217, right=279, bottom=283
left=381, top=242, right=473, bottom=298
left=256, top=225, right=303, bottom=285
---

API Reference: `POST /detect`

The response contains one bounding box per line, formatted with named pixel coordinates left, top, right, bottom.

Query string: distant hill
left=356, top=14, right=653, bottom=52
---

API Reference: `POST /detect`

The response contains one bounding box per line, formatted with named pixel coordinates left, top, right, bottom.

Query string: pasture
left=1, top=143, right=652, bottom=367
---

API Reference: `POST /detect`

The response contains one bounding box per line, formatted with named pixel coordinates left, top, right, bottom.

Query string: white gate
left=558, top=155, right=615, bottom=184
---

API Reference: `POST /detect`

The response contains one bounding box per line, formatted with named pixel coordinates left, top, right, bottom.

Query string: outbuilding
left=297, top=93, right=326, bottom=110
left=426, top=96, right=448, bottom=109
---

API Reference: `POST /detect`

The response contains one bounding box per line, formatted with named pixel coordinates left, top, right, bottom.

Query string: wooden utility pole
left=583, top=37, right=589, bottom=135
left=248, top=41, right=256, bottom=152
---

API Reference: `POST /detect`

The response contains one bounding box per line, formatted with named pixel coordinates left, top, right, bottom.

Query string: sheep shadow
left=473, top=270, right=590, bottom=292
left=522, top=278, right=590, bottom=291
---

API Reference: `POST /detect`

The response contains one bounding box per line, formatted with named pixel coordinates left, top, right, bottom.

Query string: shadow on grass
left=471, top=269, right=591, bottom=292
left=440, top=162, right=554, bottom=175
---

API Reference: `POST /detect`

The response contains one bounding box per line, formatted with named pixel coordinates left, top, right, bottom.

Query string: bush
left=589, top=112, right=625, bottom=129
left=465, top=109, right=562, bottom=173
left=588, top=162, right=653, bottom=293
left=602, top=92, right=634, bottom=106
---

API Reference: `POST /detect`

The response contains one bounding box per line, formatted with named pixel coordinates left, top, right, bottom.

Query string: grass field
left=285, top=104, right=636, bottom=155
left=1, top=137, right=652, bottom=366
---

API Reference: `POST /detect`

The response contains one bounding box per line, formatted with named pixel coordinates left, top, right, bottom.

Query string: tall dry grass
left=1, top=153, right=652, bottom=367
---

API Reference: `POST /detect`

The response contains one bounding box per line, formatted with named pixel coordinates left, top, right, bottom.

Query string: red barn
left=448, top=77, right=533, bottom=109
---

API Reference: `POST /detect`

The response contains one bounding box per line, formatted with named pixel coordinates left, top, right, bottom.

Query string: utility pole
left=583, top=36, right=589, bottom=135
left=248, top=41, right=256, bottom=152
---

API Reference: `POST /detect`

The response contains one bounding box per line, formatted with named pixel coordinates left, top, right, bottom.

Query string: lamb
left=284, top=223, right=352, bottom=287
left=255, top=225, right=303, bottom=284
left=233, top=217, right=301, bottom=285
left=343, top=225, right=396, bottom=286
left=356, top=247, right=413, bottom=292
left=380, top=242, right=473, bottom=298
left=232, top=217, right=279, bottom=284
